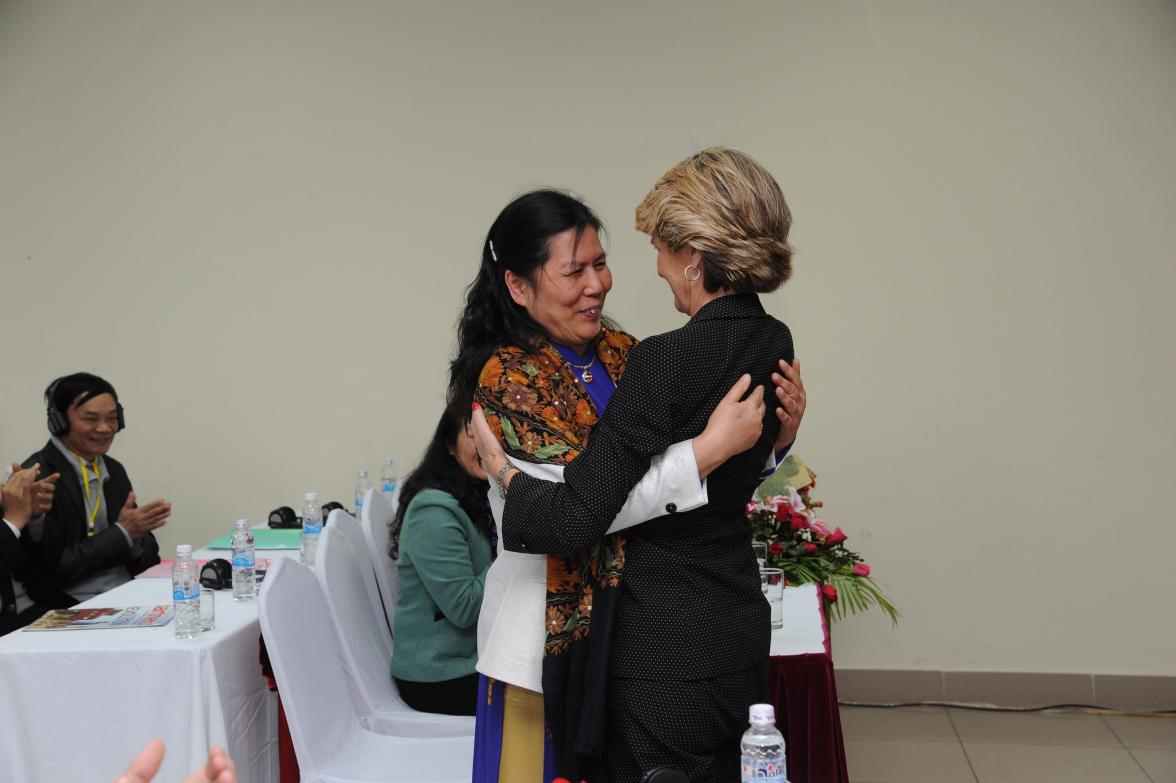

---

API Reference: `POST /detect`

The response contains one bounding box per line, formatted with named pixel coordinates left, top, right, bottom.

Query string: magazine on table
left=23, top=605, right=174, bottom=631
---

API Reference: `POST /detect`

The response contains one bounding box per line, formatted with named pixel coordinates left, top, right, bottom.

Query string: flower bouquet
left=749, top=456, right=898, bottom=624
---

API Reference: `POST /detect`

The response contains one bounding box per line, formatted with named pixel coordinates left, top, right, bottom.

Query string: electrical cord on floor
left=838, top=701, right=1176, bottom=718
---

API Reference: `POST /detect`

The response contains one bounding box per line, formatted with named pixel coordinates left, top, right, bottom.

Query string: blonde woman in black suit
left=471, top=148, right=800, bottom=783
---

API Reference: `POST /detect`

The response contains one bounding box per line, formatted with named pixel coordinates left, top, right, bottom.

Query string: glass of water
left=199, top=587, right=216, bottom=632
left=760, top=567, right=784, bottom=630
left=751, top=540, right=767, bottom=569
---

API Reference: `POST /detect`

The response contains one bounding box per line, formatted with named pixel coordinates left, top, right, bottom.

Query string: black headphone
left=45, top=378, right=126, bottom=437
left=268, top=501, right=346, bottom=529
left=200, top=558, right=233, bottom=590
left=268, top=506, right=299, bottom=529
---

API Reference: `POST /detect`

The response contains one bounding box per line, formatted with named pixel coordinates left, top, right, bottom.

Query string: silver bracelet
left=495, top=463, right=512, bottom=501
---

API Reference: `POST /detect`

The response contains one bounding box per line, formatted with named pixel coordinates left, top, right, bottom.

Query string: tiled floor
left=841, top=705, right=1176, bottom=782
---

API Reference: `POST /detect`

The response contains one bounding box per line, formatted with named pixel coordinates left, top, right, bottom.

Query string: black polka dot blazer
left=501, top=292, right=794, bottom=680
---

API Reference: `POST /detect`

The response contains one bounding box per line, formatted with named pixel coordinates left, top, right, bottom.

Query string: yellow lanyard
left=79, top=456, right=103, bottom=536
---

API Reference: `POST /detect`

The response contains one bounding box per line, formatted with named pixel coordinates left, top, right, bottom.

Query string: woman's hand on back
left=771, top=358, right=806, bottom=453
left=468, top=404, right=517, bottom=494
left=692, top=374, right=765, bottom=479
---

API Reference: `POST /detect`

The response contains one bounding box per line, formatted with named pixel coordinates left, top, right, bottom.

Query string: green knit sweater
left=390, top=488, right=493, bottom=683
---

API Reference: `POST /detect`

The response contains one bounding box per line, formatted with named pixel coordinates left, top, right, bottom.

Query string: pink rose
left=821, top=584, right=838, bottom=603
left=746, top=500, right=759, bottom=516
left=827, top=527, right=848, bottom=545
left=810, top=520, right=831, bottom=539
left=852, top=563, right=871, bottom=577
left=803, top=543, right=818, bottom=555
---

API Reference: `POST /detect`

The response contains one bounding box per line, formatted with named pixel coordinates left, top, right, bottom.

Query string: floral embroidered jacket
left=474, top=326, right=635, bottom=779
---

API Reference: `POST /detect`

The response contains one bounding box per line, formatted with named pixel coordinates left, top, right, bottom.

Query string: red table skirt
left=769, top=653, right=849, bottom=783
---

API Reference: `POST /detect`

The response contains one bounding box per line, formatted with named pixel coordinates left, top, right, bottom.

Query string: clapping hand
left=2, top=464, right=39, bottom=528
left=31, top=468, right=60, bottom=516
left=115, top=492, right=171, bottom=538
left=114, top=739, right=236, bottom=783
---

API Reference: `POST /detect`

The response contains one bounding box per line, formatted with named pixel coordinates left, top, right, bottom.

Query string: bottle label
left=173, top=582, right=197, bottom=601
left=232, top=553, right=255, bottom=568
left=304, top=521, right=323, bottom=534
left=381, top=481, right=396, bottom=493
left=741, top=758, right=786, bottom=782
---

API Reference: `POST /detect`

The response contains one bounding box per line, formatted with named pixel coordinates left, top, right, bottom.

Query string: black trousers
left=393, top=672, right=480, bottom=716
left=606, top=660, right=770, bottom=783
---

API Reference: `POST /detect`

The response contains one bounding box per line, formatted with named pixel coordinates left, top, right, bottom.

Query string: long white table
left=0, top=549, right=297, bottom=783
left=0, top=554, right=830, bottom=783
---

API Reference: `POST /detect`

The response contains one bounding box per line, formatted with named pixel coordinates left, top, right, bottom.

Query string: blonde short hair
left=635, top=147, right=793, bottom=293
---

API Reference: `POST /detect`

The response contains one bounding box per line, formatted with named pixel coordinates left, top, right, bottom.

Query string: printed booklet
left=24, top=605, right=174, bottom=631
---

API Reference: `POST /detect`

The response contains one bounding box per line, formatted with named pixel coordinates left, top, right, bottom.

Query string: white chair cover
left=316, top=524, right=475, bottom=737
left=258, top=558, right=473, bottom=782
left=326, top=508, right=392, bottom=655
left=360, top=487, right=399, bottom=634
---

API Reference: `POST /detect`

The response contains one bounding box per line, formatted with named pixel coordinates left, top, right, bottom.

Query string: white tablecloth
left=0, top=550, right=824, bottom=783
left=769, top=583, right=827, bottom=657
left=0, top=550, right=296, bottom=783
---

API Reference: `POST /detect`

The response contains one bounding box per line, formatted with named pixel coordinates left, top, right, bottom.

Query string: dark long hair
left=447, top=189, right=605, bottom=411
left=388, top=405, right=493, bottom=559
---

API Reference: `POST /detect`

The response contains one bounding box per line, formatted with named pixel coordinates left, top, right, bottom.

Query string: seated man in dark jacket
left=1, top=463, right=58, bottom=634
left=19, top=373, right=170, bottom=617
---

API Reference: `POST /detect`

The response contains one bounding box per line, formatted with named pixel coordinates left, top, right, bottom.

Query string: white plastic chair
left=315, top=524, right=475, bottom=737
left=258, top=558, right=473, bottom=782
left=360, top=487, right=399, bottom=634
left=326, top=508, right=392, bottom=655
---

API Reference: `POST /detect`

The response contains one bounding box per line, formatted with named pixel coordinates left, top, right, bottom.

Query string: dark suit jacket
left=1, top=519, right=27, bottom=634
left=501, top=293, right=794, bottom=680
left=18, top=441, right=160, bottom=610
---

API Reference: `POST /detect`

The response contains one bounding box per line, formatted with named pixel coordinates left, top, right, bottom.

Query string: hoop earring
left=684, top=264, right=701, bottom=282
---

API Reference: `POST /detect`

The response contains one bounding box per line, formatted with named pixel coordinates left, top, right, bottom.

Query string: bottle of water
left=172, top=544, right=201, bottom=639
left=354, top=469, right=372, bottom=519
left=380, top=457, right=398, bottom=502
left=301, top=492, right=322, bottom=567
left=231, top=518, right=256, bottom=602
left=741, top=703, right=788, bottom=783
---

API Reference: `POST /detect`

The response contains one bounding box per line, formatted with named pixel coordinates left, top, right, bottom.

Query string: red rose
left=827, top=527, right=848, bottom=545
left=768, top=541, right=784, bottom=556
left=789, top=511, right=810, bottom=532
left=774, top=503, right=791, bottom=523
left=852, top=563, right=871, bottom=577
left=821, top=584, right=838, bottom=603
left=803, top=543, right=818, bottom=555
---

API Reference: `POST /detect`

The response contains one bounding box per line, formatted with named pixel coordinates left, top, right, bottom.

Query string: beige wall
left=2, top=0, right=1174, bottom=676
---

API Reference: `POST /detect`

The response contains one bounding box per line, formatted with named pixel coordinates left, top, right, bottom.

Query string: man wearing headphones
left=18, top=372, right=169, bottom=617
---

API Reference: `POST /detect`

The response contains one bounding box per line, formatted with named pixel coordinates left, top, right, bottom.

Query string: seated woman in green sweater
left=389, top=405, right=494, bottom=715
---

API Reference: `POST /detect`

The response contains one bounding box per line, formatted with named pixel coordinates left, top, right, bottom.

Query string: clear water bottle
left=380, top=457, right=398, bottom=501
left=301, top=492, right=322, bottom=567
left=741, top=703, right=788, bottom=783
left=172, top=544, right=201, bottom=639
left=231, top=518, right=256, bottom=602
left=354, top=469, right=372, bottom=518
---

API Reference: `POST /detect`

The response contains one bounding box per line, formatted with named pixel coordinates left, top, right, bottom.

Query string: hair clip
left=488, top=240, right=498, bottom=263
